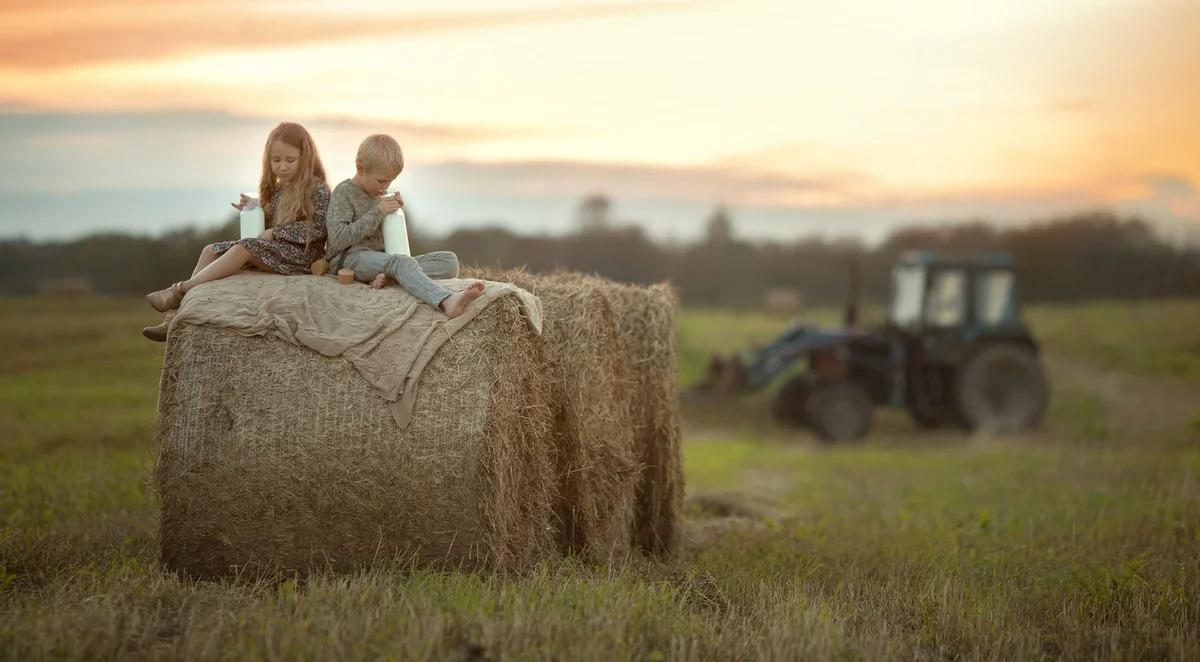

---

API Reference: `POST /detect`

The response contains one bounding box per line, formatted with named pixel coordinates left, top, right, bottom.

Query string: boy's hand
left=377, top=193, right=403, bottom=215
left=258, top=228, right=274, bottom=240
left=231, top=193, right=252, bottom=211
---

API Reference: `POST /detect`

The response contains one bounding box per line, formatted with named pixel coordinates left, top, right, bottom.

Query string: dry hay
left=464, top=267, right=683, bottom=558
left=591, top=280, right=683, bottom=557
left=463, top=267, right=640, bottom=562
left=683, top=492, right=786, bottom=557
left=153, top=295, right=557, bottom=577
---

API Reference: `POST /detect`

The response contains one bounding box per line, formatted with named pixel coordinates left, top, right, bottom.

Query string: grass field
left=1, top=296, right=1198, bottom=660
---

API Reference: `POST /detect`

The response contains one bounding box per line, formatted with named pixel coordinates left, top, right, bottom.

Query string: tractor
left=691, top=251, right=1049, bottom=440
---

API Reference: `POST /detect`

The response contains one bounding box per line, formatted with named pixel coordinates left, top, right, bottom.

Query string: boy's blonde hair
left=356, top=134, right=404, bottom=176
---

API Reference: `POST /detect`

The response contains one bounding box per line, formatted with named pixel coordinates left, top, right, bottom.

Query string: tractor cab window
left=890, top=265, right=925, bottom=328
left=924, top=270, right=966, bottom=327
left=975, top=270, right=1015, bottom=326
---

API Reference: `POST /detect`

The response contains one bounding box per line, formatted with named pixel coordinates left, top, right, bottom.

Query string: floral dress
left=212, top=181, right=331, bottom=275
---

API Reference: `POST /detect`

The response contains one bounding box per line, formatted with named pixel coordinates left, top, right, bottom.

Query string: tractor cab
left=890, top=251, right=1023, bottom=331
left=888, top=252, right=1036, bottom=365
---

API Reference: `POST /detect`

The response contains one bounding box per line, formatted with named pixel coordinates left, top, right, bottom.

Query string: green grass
left=2, top=296, right=1199, bottom=660
left=677, top=308, right=816, bottom=387
left=1028, top=299, right=1200, bottom=381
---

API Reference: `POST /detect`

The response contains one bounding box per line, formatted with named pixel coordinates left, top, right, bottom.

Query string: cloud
left=0, top=106, right=517, bottom=143
left=0, top=1, right=686, bottom=69
left=413, top=159, right=877, bottom=208
left=0, top=104, right=875, bottom=205
left=1116, top=175, right=1200, bottom=244
left=0, top=107, right=527, bottom=192
left=402, top=160, right=1200, bottom=245
left=413, top=158, right=1200, bottom=235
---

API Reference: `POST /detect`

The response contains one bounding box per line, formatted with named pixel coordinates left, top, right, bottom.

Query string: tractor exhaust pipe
left=843, top=256, right=860, bottom=328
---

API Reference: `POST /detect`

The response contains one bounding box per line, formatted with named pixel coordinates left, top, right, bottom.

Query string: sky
left=1, top=0, right=1198, bottom=245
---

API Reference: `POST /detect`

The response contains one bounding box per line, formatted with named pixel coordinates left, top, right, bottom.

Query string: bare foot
left=440, top=281, right=485, bottom=319
left=370, top=273, right=387, bottom=289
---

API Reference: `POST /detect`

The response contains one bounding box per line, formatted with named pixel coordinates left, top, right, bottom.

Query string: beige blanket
left=171, top=272, right=543, bottom=428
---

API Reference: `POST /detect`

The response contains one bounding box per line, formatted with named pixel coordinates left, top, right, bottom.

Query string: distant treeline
left=2, top=209, right=1197, bottom=307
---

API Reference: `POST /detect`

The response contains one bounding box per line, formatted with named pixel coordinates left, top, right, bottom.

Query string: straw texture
left=154, top=295, right=557, bottom=577
left=464, top=268, right=683, bottom=558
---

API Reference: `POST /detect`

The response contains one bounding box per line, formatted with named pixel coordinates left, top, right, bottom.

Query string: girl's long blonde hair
left=258, top=122, right=327, bottom=232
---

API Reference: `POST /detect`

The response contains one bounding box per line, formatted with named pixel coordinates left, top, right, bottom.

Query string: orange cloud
left=0, top=1, right=685, bottom=69
left=413, top=158, right=878, bottom=208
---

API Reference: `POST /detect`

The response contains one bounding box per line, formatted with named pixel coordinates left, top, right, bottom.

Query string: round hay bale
left=153, top=296, right=557, bottom=577
left=464, top=268, right=683, bottom=558
left=463, top=267, right=639, bottom=562
left=588, top=280, right=683, bottom=558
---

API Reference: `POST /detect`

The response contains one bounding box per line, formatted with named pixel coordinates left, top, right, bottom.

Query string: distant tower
left=704, top=205, right=734, bottom=244
left=577, top=194, right=611, bottom=232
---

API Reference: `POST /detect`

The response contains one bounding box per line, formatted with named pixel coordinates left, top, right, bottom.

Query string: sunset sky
left=1, top=0, right=1197, bottom=243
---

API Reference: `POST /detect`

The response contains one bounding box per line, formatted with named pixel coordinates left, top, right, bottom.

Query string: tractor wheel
left=805, top=379, right=873, bottom=441
left=954, top=344, right=1048, bottom=434
left=770, top=375, right=811, bottom=427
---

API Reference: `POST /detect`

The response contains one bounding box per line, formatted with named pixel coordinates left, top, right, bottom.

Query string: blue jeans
left=340, top=249, right=458, bottom=308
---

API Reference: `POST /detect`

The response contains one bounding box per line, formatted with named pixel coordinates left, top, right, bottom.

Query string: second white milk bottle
left=240, top=194, right=265, bottom=239
left=382, top=198, right=410, bottom=256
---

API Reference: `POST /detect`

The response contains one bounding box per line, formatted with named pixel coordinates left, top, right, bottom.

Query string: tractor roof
left=897, top=250, right=1013, bottom=270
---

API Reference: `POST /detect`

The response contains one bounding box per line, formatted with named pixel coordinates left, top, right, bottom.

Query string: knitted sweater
left=325, top=178, right=387, bottom=258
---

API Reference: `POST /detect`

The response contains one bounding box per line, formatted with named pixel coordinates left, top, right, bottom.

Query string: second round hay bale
left=600, top=282, right=683, bottom=557
left=464, top=267, right=640, bottom=561
left=465, top=268, right=684, bottom=558
left=154, top=295, right=557, bottom=577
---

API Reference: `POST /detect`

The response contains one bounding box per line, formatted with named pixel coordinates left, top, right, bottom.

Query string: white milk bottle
left=240, top=194, right=265, bottom=239
left=382, top=194, right=410, bottom=256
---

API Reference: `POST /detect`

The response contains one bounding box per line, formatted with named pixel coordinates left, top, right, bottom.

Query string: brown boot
left=141, top=310, right=177, bottom=342
left=145, top=281, right=185, bottom=312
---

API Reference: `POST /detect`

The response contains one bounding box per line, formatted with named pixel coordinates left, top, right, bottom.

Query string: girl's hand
left=258, top=228, right=274, bottom=240
left=231, top=193, right=252, bottom=211
left=377, top=194, right=402, bottom=215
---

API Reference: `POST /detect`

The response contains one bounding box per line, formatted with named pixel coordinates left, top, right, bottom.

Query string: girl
left=142, top=122, right=331, bottom=341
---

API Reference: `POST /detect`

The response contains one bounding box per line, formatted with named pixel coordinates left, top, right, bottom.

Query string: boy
left=325, top=134, right=483, bottom=318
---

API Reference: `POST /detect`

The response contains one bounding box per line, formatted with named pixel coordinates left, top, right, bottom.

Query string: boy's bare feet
left=370, top=273, right=387, bottom=289
left=439, top=281, right=485, bottom=319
